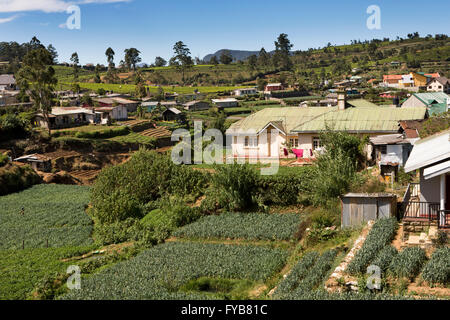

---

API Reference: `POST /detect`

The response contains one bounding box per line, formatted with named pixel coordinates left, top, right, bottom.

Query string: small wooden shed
left=341, top=193, right=397, bottom=228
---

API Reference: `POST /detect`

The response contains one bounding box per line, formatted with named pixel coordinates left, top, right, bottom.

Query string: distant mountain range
left=203, top=49, right=263, bottom=62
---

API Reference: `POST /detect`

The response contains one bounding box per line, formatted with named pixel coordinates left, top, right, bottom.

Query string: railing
left=438, top=210, right=450, bottom=229
left=403, top=201, right=440, bottom=221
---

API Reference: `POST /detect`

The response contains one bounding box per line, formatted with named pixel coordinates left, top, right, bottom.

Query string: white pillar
left=440, top=174, right=445, bottom=226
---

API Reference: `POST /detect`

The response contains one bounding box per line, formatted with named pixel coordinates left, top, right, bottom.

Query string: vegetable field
left=0, top=184, right=93, bottom=249
left=0, top=246, right=94, bottom=300
left=274, top=249, right=338, bottom=299
left=346, top=218, right=398, bottom=275
left=173, top=213, right=302, bottom=241
left=61, top=242, right=288, bottom=300
left=0, top=184, right=96, bottom=299
left=421, top=247, right=450, bottom=285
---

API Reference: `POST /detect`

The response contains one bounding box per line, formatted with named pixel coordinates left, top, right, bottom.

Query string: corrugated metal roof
left=226, top=107, right=332, bottom=134
left=0, top=74, right=15, bottom=85
left=423, top=160, right=450, bottom=180
left=293, top=107, right=427, bottom=133
left=413, top=92, right=449, bottom=105
left=428, top=103, right=448, bottom=116
left=405, top=130, right=450, bottom=172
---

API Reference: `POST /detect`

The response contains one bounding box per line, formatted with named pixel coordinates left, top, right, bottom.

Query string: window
left=244, top=136, right=258, bottom=147
left=313, top=137, right=322, bottom=150
left=380, top=145, right=387, bottom=155
left=289, top=138, right=299, bottom=148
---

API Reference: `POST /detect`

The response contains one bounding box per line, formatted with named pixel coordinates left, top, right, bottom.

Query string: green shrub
left=210, top=163, right=259, bottom=211
left=0, top=113, right=30, bottom=142
left=258, top=167, right=314, bottom=205
left=421, top=247, right=450, bottom=285
left=308, top=151, right=358, bottom=206
left=388, top=247, right=427, bottom=280
left=93, top=218, right=147, bottom=246
left=0, top=153, right=9, bottom=167
left=0, top=163, right=41, bottom=196
left=141, top=197, right=200, bottom=239
left=90, top=149, right=206, bottom=224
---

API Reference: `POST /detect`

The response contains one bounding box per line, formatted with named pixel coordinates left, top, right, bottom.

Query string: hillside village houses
left=212, top=98, right=238, bottom=108
left=183, top=100, right=210, bottom=111
left=0, top=74, right=16, bottom=91
left=34, top=105, right=128, bottom=129
left=382, top=72, right=440, bottom=90
left=226, top=93, right=427, bottom=160
left=427, top=77, right=450, bottom=93
left=94, top=97, right=139, bottom=112
left=232, top=88, right=258, bottom=96
left=264, top=83, right=284, bottom=92
left=402, top=92, right=450, bottom=116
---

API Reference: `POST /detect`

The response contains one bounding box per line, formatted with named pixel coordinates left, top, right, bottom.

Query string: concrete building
left=212, top=98, right=238, bottom=108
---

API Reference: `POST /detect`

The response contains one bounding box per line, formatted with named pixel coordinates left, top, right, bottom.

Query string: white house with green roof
left=226, top=95, right=427, bottom=160
left=402, top=92, right=450, bottom=116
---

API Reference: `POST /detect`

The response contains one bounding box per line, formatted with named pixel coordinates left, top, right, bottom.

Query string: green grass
left=60, top=242, right=288, bottom=300
left=173, top=213, right=302, bottom=241
left=0, top=184, right=94, bottom=250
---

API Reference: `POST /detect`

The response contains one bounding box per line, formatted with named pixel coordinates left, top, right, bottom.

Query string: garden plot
left=0, top=184, right=93, bottom=249
left=61, top=242, right=288, bottom=300
left=173, top=213, right=302, bottom=241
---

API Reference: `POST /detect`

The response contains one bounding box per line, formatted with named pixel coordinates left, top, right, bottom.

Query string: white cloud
left=0, top=14, right=18, bottom=23
left=0, top=0, right=131, bottom=13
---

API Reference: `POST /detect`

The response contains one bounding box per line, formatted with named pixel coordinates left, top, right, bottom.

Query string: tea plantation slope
left=0, top=184, right=94, bottom=249
left=173, top=213, right=302, bottom=241
left=60, top=242, right=288, bottom=300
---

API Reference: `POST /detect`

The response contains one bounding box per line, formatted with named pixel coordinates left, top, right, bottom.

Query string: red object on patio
left=292, top=149, right=304, bottom=158
left=283, top=148, right=289, bottom=156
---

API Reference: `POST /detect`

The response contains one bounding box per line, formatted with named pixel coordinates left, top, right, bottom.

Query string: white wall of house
left=402, top=95, right=425, bottom=108
left=427, top=81, right=449, bottom=93
left=419, top=171, right=441, bottom=203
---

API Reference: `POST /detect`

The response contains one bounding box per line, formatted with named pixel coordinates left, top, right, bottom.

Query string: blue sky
left=0, top=0, right=449, bottom=65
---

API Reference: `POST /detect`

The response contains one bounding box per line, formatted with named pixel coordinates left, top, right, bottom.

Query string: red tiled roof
left=425, top=73, right=440, bottom=79
left=383, top=75, right=402, bottom=81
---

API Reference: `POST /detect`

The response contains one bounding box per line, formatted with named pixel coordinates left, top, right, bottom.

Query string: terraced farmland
left=0, top=184, right=95, bottom=299
left=173, top=213, right=302, bottom=241
left=60, top=242, right=288, bottom=300
left=70, top=170, right=101, bottom=181
left=0, top=184, right=94, bottom=250
left=139, top=126, right=172, bottom=138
